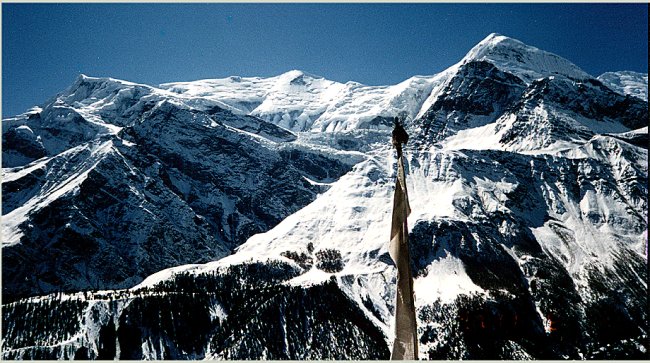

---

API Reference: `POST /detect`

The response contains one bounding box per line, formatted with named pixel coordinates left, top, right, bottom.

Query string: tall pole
left=389, top=117, right=418, bottom=360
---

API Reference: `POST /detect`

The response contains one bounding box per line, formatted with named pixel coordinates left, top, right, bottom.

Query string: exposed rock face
left=2, top=87, right=352, bottom=302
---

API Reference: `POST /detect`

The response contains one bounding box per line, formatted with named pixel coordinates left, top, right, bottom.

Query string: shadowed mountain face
left=2, top=94, right=352, bottom=302
left=2, top=33, right=648, bottom=359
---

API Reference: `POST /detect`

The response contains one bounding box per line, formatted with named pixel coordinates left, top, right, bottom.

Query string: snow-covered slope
left=598, top=71, right=648, bottom=101
left=461, top=33, right=592, bottom=82
left=2, top=33, right=648, bottom=360
left=410, top=36, right=647, bottom=154
left=161, top=70, right=442, bottom=132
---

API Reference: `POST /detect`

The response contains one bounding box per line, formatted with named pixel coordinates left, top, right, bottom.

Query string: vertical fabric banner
left=389, top=155, right=418, bottom=360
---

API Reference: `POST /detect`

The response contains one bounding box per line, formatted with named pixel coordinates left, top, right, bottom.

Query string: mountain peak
left=461, top=33, right=591, bottom=82
left=62, top=74, right=153, bottom=102
left=71, top=74, right=145, bottom=88
left=464, top=33, right=527, bottom=58
left=479, top=32, right=517, bottom=46
left=277, top=69, right=323, bottom=82
left=72, top=73, right=117, bottom=86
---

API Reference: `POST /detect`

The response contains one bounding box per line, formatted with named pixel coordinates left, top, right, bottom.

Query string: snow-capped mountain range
left=2, top=33, right=648, bottom=359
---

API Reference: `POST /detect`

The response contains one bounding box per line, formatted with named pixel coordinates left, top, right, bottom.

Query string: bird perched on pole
left=392, top=116, right=409, bottom=158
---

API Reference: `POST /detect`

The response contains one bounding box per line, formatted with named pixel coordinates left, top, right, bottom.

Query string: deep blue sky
left=2, top=3, right=648, bottom=117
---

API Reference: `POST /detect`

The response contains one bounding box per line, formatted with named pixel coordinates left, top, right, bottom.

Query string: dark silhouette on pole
left=389, top=116, right=418, bottom=360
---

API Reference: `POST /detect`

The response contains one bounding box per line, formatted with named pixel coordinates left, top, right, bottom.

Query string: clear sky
left=2, top=3, right=648, bottom=118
